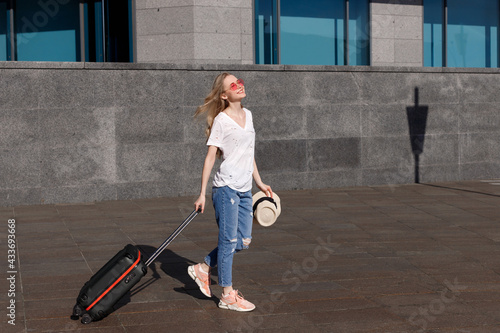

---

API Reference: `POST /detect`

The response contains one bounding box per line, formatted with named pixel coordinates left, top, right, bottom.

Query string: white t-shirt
left=207, top=108, right=255, bottom=192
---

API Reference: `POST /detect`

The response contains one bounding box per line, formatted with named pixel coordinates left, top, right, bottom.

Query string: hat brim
left=252, top=191, right=281, bottom=227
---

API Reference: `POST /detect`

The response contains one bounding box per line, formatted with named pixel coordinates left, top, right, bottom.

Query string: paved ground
left=2, top=180, right=500, bottom=333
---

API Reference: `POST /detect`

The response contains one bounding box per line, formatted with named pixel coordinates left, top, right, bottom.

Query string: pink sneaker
left=218, top=290, right=256, bottom=312
left=187, top=264, right=211, bottom=297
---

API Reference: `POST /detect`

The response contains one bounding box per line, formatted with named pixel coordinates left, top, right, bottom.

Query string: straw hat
left=252, top=191, right=281, bottom=227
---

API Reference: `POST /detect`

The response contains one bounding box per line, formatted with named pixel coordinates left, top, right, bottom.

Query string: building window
left=255, top=0, right=277, bottom=64
left=16, top=0, right=81, bottom=61
left=423, top=0, right=444, bottom=67
left=255, top=0, right=369, bottom=65
left=0, top=0, right=133, bottom=62
left=0, top=1, right=7, bottom=61
left=424, top=0, right=499, bottom=68
left=0, top=0, right=14, bottom=61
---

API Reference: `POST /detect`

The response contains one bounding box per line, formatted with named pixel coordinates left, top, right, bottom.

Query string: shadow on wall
left=406, top=87, right=428, bottom=183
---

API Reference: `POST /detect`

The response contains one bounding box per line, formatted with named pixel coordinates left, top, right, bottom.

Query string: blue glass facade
left=2, top=1, right=498, bottom=67
left=0, top=0, right=132, bottom=62
left=448, top=0, right=498, bottom=68
left=84, top=0, right=105, bottom=62
left=423, top=0, right=444, bottom=67
left=16, top=0, right=80, bottom=61
left=255, top=0, right=369, bottom=66
left=424, top=0, right=499, bottom=68
left=0, top=1, right=6, bottom=61
left=255, top=0, right=278, bottom=64
left=348, top=0, right=370, bottom=66
left=281, top=0, right=345, bottom=65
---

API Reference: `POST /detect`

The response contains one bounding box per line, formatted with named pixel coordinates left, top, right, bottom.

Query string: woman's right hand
left=194, top=194, right=206, bottom=213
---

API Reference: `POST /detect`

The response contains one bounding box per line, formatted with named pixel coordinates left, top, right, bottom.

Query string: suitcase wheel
left=71, top=304, right=83, bottom=320
left=81, top=314, right=93, bottom=324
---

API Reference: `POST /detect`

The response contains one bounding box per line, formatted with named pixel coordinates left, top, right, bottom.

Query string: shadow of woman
left=113, top=245, right=219, bottom=312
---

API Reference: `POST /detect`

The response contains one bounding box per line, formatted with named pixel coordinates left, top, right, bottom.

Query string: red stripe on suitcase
left=86, top=250, right=141, bottom=312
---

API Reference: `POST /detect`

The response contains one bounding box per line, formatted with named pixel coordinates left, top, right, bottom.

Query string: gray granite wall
left=1, top=62, right=499, bottom=206
left=135, top=0, right=254, bottom=64
left=371, top=0, right=423, bottom=66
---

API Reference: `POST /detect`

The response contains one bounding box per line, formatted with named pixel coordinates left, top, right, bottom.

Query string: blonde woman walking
left=188, top=72, right=272, bottom=312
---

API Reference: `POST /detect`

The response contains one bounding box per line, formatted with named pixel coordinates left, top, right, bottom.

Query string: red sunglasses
left=226, top=79, right=244, bottom=91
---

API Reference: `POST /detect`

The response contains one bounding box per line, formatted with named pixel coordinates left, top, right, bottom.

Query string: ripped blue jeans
left=204, top=186, right=253, bottom=287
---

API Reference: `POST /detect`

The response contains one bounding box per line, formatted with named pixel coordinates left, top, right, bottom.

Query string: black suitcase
left=71, top=209, right=200, bottom=324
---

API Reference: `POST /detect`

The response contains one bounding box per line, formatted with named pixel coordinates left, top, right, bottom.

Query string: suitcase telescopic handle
left=144, top=208, right=201, bottom=267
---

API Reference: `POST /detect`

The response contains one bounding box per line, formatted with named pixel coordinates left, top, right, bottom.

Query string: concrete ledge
left=2, top=61, right=500, bottom=74
left=0, top=61, right=85, bottom=69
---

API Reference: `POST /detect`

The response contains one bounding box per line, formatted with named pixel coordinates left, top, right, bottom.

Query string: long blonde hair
left=194, top=72, right=239, bottom=158
left=194, top=72, right=230, bottom=138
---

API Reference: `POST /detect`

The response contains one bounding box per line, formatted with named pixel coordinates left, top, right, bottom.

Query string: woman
left=188, top=72, right=272, bottom=312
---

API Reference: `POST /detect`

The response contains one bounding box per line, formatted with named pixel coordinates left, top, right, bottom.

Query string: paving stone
left=123, top=322, right=222, bottom=333
left=24, top=317, right=126, bottom=332
left=6, top=181, right=500, bottom=332
left=117, top=308, right=211, bottom=326
left=303, top=307, right=409, bottom=330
